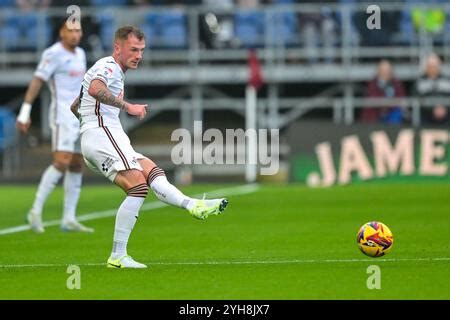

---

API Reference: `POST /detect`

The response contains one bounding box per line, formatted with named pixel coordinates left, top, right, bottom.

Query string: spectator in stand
left=360, top=60, right=407, bottom=124
left=414, top=53, right=450, bottom=124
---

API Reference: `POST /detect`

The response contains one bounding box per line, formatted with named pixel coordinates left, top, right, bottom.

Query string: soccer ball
left=357, top=221, right=393, bottom=257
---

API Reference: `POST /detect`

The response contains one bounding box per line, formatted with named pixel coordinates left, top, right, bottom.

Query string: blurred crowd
left=1, top=0, right=450, bottom=57
left=360, top=53, right=450, bottom=125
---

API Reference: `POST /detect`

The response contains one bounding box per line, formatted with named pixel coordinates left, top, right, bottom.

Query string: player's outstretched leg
left=27, top=165, right=64, bottom=233
left=107, top=181, right=148, bottom=269
left=146, top=166, right=228, bottom=220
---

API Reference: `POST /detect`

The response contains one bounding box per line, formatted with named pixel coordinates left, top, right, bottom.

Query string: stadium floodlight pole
left=245, top=50, right=263, bottom=183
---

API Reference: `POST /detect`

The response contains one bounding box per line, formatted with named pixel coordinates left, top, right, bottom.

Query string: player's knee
left=53, top=160, right=70, bottom=171
left=68, top=160, right=83, bottom=172
left=127, top=183, right=149, bottom=198
left=146, top=166, right=166, bottom=185
left=68, top=155, right=84, bottom=172
left=53, top=152, right=74, bottom=171
left=68, top=164, right=83, bottom=172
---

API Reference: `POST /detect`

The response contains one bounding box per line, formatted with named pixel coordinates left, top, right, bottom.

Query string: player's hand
left=17, top=102, right=32, bottom=134
left=16, top=120, right=31, bottom=134
left=126, top=103, right=148, bottom=120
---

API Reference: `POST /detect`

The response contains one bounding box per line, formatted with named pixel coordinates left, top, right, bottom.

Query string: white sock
left=148, top=168, right=194, bottom=210
left=111, top=196, right=145, bottom=259
left=31, top=165, right=63, bottom=215
left=63, top=171, right=82, bottom=224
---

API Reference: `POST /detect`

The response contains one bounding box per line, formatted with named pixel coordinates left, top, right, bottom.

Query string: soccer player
left=16, top=19, right=93, bottom=233
left=71, top=25, right=228, bottom=268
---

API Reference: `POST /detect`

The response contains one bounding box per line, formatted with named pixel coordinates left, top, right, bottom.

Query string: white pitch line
left=0, top=257, right=449, bottom=269
left=0, top=183, right=260, bottom=236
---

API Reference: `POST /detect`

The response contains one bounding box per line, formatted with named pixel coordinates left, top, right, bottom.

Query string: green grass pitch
left=0, top=182, right=449, bottom=299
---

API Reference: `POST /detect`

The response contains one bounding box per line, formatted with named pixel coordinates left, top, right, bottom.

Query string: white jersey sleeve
left=34, top=48, right=60, bottom=82
left=79, top=56, right=125, bottom=133
left=91, top=62, right=116, bottom=87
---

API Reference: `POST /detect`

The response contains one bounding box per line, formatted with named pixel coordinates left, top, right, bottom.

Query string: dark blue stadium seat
left=0, top=25, right=20, bottom=50
left=90, top=0, right=127, bottom=6
left=269, top=11, right=299, bottom=46
left=0, top=11, right=51, bottom=51
left=141, top=13, right=158, bottom=48
left=96, top=12, right=116, bottom=50
left=0, top=0, right=14, bottom=7
left=142, top=10, right=188, bottom=49
left=160, top=11, right=188, bottom=49
left=234, top=10, right=266, bottom=48
left=263, top=0, right=300, bottom=46
left=0, top=108, right=16, bottom=151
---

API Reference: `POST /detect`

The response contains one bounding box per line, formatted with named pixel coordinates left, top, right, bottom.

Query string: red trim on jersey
left=95, top=101, right=104, bottom=127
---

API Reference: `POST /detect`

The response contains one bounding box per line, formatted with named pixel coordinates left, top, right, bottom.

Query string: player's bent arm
left=88, top=79, right=148, bottom=120
left=17, top=76, right=45, bottom=133
left=88, top=79, right=128, bottom=111
left=70, top=95, right=81, bottom=119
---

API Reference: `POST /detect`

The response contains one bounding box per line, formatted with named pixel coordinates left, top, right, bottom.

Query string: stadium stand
left=90, top=0, right=127, bottom=6
left=95, top=11, right=116, bottom=50
left=142, top=9, right=188, bottom=49
left=234, top=9, right=265, bottom=48
left=0, top=10, right=51, bottom=51
left=0, top=0, right=14, bottom=7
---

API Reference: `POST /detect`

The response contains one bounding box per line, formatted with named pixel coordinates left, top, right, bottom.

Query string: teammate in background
left=16, top=19, right=93, bottom=233
left=71, top=25, right=228, bottom=269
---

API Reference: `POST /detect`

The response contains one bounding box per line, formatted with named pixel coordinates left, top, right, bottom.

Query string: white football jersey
left=34, top=42, right=86, bottom=126
left=78, top=56, right=125, bottom=133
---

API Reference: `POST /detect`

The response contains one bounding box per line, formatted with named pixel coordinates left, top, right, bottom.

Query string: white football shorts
left=81, top=126, right=145, bottom=182
left=51, top=122, right=81, bottom=154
